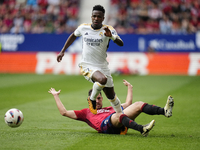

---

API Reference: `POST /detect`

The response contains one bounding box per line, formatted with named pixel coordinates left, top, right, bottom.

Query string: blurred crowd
left=108, top=0, right=200, bottom=34
left=0, top=0, right=200, bottom=34
left=0, top=0, right=80, bottom=34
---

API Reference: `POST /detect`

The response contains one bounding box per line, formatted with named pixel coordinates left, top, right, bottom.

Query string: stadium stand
left=0, top=0, right=80, bottom=34
left=0, top=0, right=199, bottom=34
left=107, top=0, right=200, bottom=34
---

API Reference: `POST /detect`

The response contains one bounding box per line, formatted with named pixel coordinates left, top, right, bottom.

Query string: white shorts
left=79, top=63, right=114, bottom=87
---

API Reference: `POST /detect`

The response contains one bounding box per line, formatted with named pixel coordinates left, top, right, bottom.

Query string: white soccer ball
left=4, top=108, right=24, bottom=128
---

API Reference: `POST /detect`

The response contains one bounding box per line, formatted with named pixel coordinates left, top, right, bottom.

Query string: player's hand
left=57, top=52, right=64, bottom=62
left=48, top=88, right=61, bottom=96
left=103, top=27, right=112, bottom=37
left=123, top=79, right=133, bottom=88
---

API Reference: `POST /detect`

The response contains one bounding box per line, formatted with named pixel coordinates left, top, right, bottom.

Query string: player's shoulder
left=103, top=106, right=113, bottom=110
left=76, top=108, right=89, bottom=113
left=78, top=108, right=90, bottom=115
left=82, top=108, right=90, bottom=111
left=78, top=23, right=91, bottom=28
left=103, top=24, right=115, bottom=31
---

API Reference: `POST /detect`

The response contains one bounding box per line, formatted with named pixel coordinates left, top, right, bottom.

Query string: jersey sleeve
left=74, top=23, right=85, bottom=37
left=106, top=25, right=122, bottom=41
left=74, top=108, right=87, bottom=121
left=107, top=25, right=118, bottom=36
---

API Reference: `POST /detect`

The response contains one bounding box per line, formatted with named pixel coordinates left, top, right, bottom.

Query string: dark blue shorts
left=100, top=107, right=128, bottom=134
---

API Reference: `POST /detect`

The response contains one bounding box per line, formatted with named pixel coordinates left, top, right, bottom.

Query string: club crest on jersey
left=99, top=32, right=103, bottom=37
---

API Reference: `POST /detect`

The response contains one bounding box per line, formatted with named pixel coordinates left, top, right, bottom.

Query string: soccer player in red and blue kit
left=48, top=80, right=174, bottom=136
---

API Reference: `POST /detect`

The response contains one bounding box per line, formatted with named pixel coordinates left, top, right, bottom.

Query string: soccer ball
left=4, top=108, right=24, bottom=128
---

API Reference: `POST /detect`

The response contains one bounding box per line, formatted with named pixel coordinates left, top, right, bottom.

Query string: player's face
left=96, top=94, right=103, bottom=109
left=91, top=10, right=104, bottom=29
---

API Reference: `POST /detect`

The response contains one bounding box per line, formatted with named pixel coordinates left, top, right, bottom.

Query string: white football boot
left=142, top=120, right=155, bottom=137
left=164, top=95, right=174, bottom=118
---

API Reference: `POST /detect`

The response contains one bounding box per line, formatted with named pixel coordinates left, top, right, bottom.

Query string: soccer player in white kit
left=57, top=5, right=124, bottom=114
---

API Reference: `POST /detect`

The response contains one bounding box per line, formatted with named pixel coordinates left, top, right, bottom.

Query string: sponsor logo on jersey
left=84, top=37, right=103, bottom=46
left=97, top=109, right=111, bottom=113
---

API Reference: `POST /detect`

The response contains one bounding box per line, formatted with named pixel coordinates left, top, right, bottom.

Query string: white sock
left=109, top=96, right=123, bottom=113
left=90, top=82, right=105, bottom=101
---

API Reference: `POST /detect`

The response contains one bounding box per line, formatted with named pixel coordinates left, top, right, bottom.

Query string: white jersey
left=74, top=23, right=119, bottom=67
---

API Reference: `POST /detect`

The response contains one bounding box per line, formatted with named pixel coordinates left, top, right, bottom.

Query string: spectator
left=135, top=19, right=148, bottom=34
left=10, top=24, right=24, bottom=33
left=44, top=15, right=54, bottom=33
left=159, top=14, right=172, bottom=34
left=16, top=0, right=26, bottom=7
left=171, top=20, right=182, bottom=35
left=3, top=14, right=13, bottom=30
left=46, top=0, right=60, bottom=16
left=26, top=0, right=38, bottom=11
left=65, top=14, right=78, bottom=33
left=148, top=2, right=162, bottom=20
left=107, top=0, right=118, bottom=27
left=55, top=24, right=66, bottom=34
left=31, top=19, right=45, bottom=33
left=0, top=18, right=10, bottom=33
left=38, top=0, right=48, bottom=8
left=13, top=12, right=24, bottom=27
left=146, top=18, right=159, bottom=34
left=137, top=2, right=148, bottom=22
left=127, top=0, right=140, bottom=30
left=23, top=13, right=32, bottom=33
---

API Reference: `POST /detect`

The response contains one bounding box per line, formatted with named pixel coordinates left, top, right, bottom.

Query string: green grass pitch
left=0, top=74, right=200, bottom=150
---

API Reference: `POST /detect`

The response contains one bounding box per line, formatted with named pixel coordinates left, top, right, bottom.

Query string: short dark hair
left=92, top=5, right=105, bottom=14
left=88, top=89, right=102, bottom=96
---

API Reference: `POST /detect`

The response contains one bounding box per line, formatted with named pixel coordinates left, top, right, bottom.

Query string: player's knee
left=134, top=101, right=145, bottom=112
left=99, top=76, right=107, bottom=85
left=92, top=71, right=107, bottom=85
left=115, top=113, right=124, bottom=125
left=105, top=91, right=115, bottom=99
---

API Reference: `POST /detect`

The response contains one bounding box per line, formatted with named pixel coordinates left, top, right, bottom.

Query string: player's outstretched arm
left=48, top=88, right=77, bottom=119
left=57, top=33, right=77, bottom=62
left=121, top=80, right=133, bottom=109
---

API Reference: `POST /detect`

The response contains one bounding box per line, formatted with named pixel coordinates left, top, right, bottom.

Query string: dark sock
left=119, top=114, right=143, bottom=133
left=88, top=97, right=96, bottom=109
left=141, top=103, right=164, bottom=115
left=91, top=99, right=96, bottom=109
